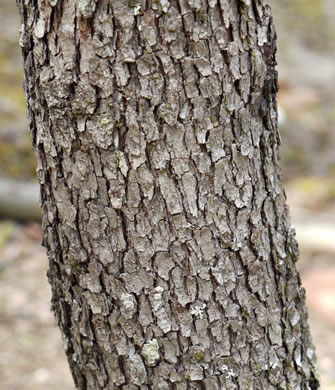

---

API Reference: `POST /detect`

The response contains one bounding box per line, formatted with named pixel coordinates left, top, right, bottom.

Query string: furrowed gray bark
left=17, top=0, right=319, bottom=389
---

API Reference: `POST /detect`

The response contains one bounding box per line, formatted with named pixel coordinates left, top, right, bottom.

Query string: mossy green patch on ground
left=0, top=220, right=16, bottom=251
left=287, top=175, right=335, bottom=207
left=0, top=142, right=36, bottom=180
left=0, top=83, right=26, bottom=113
left=290, top=0, right=323, bottom=23
left=0, top=52, right=26, bottom=117
left=271, top=0, right=335, bottom=50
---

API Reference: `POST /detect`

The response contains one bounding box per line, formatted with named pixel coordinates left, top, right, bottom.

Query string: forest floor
left=1, top=0, right=335, bottom=389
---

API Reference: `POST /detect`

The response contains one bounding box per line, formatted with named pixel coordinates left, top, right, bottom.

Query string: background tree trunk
left=17, top=0, right=319, bottom=389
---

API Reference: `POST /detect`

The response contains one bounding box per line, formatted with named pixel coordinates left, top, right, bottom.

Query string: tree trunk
left=17, top=0, right=319, bottom=389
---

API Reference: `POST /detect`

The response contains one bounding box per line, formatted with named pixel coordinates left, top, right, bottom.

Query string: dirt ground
left=0, top=222, right=73, bottom=390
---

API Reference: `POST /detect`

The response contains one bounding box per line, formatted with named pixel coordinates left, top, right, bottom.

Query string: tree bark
left=17, top=0, right=319, bottom=389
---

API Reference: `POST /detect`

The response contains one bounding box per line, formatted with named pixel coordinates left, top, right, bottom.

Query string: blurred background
left=0, top=1, right=334, bottom=389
